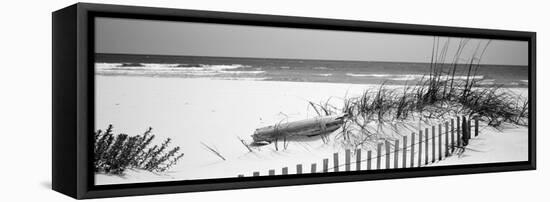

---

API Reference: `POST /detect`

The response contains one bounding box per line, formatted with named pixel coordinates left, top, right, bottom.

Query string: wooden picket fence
left=238, top=116, right=479, bottom=177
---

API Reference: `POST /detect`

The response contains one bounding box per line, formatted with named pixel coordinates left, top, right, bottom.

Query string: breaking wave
left=317, top=73, right=333, bottom=77
left=345, top=73, right=484, bottom=81
left=95, top=63, right=264, bottom=77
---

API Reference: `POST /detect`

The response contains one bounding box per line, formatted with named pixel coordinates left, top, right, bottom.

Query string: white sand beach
left=95, top=76, right=528, bottom=185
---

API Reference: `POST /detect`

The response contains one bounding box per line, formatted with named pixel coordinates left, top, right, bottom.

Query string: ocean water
left=96, top=53, right=528, bottom=87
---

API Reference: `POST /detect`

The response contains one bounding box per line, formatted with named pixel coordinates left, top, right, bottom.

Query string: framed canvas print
left=52, top=3, right=536, bottom=199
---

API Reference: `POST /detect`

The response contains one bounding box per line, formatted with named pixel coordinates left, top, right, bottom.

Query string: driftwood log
left=252, top=114, right=346, bottom=144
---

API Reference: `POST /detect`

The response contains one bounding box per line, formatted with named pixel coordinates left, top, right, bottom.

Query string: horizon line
left=95, top=52, right=528, bottom=67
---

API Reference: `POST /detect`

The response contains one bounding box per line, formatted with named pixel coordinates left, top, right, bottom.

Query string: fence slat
left=462, top=116, right=469, bottom=145
left=437, top=124, right=443, bottom=161
left=475, top=118, right=479, bottom=137
left=457, top=116, right=461, bottom=147
left=410, top=133, right=415, bottom=168
left=356, top=149, right=361, bottom=171
left=282, top=167, right=288, bottom=175
left=377, top=143, right=382, bottom=169
left=385, top=141, right=390, bottom=169
left=425, top=128, right=429, bottom=165
left=296, top=164, right=303, bottom=174
left=269, top=169, right=275, bottom=176
left=418, top=131, right=422, bottom=167
left=445, top=121, right=449, bottom=157
left=345, top=149, right=351, bottom=172
left=367, top=151, right=372, bottom=170
left=402, top=136, right=407, bottom=168
left=432, top=126, right=436, bottom=163
left=469, top=118, right=472, bottom=139
left=311, top=163, right=317, bottom=173
left=323, top=159, right=329, bottom=173
left=451, top=119, right=455, bottom=152
left=394, top=140, right=399, bottom=169
left=334, top=153, right=339, bottom=172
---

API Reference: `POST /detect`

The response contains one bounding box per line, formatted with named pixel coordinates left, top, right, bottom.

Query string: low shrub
left=94, top=125, right=184, bottom=175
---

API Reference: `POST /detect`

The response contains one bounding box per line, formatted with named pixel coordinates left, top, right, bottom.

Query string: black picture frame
left=52, top=3, right=536, bottom=199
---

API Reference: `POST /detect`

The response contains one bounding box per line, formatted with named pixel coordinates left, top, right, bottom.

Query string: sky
left=95, top=17, right=528, bottom=66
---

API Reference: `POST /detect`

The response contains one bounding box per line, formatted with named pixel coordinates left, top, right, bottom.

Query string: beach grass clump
left=94, top=125, right=184, bottom=175
left=314, top=37, right=528, bottom=149
left=459, top=86, right=528, bottom=126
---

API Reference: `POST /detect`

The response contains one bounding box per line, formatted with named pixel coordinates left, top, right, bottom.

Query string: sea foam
left=95, top=63, right=263, bottom=77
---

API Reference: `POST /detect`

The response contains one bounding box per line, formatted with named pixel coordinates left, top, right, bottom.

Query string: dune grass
left=309, top=37, right=528, bottom=149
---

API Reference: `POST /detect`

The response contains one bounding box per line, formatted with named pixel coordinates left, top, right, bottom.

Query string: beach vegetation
left=309, top=37, right=529, bottom=149
left=94, top=125, right=184, bottom=175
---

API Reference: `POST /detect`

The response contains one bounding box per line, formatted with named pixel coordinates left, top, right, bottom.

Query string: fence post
left=253, top=171, right=260, bottom=177
left=345, top=149, right=351, bottom=172
left=445, top=121, right=449, bottom=157
left=457, top=116, right=461, bottom=148
left=367, top=151, right=372, bottom=170
left=377, top=143, right=382, bottom=169
left=296, top=164, right=303, bottom=174
left=385, top=141, right=391, bottom=169
left=268, top=169, right=275, bottom=176
left=356, top=149, right=362, bottom=171
left=425, top=128, right=429, bottom=165
left=311, top=163, right=317, bottom=173
left=451, top=119, right=455, bottom=152
left=469, top=118, right=472, bottom=139
left=438, top=124, right=442, bottom=161
left=282, top=167, right=288, bottom=175
left=432, top=126, right=436, bottom=163
left=410, top=133, right=415, bottom=168
left=475, top=118, right=479, bottom=137
left=394, top=139, right=399, bottom=169
left=402, top=136, right=407, bottom=168
left=323, top=159, right=329, bottom=173
left=334, top=153, right=339, bottom=172
left=418, top=130, right=422, bottom=167
left=462, top=116, right=469, bottom=146
left=468, top=117, right=471, bottom=140
left=456, top=116, right=462, bottom=147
